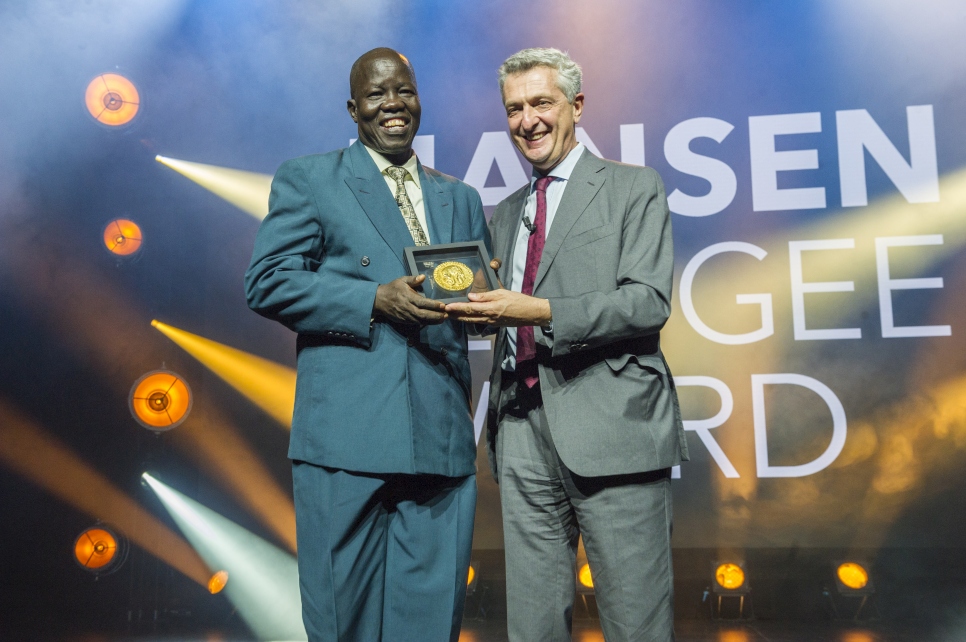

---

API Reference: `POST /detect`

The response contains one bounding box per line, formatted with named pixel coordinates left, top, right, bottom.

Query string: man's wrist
left=537, top=298, right=552, bottom=326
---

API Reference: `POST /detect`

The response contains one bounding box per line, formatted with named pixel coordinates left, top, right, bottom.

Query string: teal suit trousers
left=293, top=462, right=476, bottom=642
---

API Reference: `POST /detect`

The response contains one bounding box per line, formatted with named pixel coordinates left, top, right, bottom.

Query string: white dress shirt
left=503, top=143, right=585, bottom=370
left=364, top=145, right=431, bottom=243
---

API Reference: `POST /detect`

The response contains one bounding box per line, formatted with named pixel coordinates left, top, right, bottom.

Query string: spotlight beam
left=0, top=399, right=210, bottom=586
left=659, top=167, right=966, bottom=539
left=155, top=155, right=273, bottom=219
left=0, top=231, right=296, bottom=553
left=174, top=405, right=297, bottom=553
left=151, top=320, right=295, bottom=428
left=143, top=473, right=306, bottom=641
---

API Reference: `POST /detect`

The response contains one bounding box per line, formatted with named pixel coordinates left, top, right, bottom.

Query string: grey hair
left=498, top=47, right=582, bottom=103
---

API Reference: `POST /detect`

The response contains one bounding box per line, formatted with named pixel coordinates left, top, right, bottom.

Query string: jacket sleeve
left=544, top=167, right=673, bottom=357
left=244, top=158, right=378, bottom=345
left=467, top=200, right=500, bottom=338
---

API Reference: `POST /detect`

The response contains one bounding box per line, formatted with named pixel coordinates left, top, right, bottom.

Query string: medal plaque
left=404, top=240, right=501, bottom=303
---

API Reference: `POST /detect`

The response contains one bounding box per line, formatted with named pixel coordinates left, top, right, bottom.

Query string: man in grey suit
left=245, top=48, right=489, bottom=641
left=447, top=48, right=688, bottom=641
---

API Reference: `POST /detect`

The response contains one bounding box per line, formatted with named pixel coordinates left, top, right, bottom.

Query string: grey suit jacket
left=486, top=149, right=689, bottom=478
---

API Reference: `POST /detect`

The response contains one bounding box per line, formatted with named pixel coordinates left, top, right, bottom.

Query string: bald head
left=346, top=47, right=421, bottom=165
left=349, top=48, right=416, bottom=100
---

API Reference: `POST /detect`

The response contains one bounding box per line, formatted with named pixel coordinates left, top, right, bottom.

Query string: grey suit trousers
left=497, top=381, right=675, bottom=642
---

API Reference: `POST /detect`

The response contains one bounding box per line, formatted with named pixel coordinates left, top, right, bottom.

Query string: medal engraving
left=433, top=261, right=475, bottom=291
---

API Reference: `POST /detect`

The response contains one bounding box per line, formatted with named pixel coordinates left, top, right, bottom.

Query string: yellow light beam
left=0, top=229, right=296, bottom=553
left=0, top=399, right=211, bottom=586
left=659, top=167, right=966, bottom=541
left=155, top=155, right=273, bottom=219
left=666, top=166, right=966, bottom=359
left=151, top=320, right=295, bottom=428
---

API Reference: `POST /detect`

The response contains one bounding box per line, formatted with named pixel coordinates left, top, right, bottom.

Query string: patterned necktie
left=386, top=165, right=429, bottom=246
left=516, top=175, right=554, bottom=388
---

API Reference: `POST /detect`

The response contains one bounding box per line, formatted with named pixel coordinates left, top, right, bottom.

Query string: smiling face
left=347, top=52, right=421, bottom=165
left=502, top=66, right=583, bottom=174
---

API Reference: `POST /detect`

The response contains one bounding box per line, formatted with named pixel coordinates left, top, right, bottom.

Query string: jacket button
left=407, top=338, right=415, bottom=347
left=361, top=256, right=370, bottom=266
left=440, top=348, right=448, bottom=357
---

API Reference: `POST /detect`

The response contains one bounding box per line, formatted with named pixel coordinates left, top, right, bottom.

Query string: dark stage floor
left=55, top=619, right=948, bottom=642
left=461, top=618, right=929, bottom=642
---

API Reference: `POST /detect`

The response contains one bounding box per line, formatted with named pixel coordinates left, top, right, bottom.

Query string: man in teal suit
left=245, top=48, right=489, bottom=642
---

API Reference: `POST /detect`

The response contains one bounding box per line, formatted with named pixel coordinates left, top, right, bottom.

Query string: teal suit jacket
left=245, top=140, right=490, bottom=477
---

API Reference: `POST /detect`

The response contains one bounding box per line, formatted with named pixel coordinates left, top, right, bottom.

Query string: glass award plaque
left=404, top=240, right=501, bottom=303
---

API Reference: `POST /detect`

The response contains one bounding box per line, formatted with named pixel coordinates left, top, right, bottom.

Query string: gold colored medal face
left=432, top=261, right=475, bottom=291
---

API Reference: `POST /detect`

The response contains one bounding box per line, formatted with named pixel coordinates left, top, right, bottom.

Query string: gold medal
left=432, top=261, right=475, bottom=291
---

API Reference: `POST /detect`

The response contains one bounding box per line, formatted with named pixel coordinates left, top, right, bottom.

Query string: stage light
left=74, top=524, right=127, bottom=575
left=142, top=472, right=305, bottom=640
left=0, top=241, right=296, bottom=552
left=715, top=563, right=746, bottom=591
left=837, top=562, right=870, bottom=591
left=155, top=155, right=273, bottom=219
left=825, top=561, right=878, bottom=620
left=129, top=370, right=192, bottom=431
left=151, top=320, right=295, bottom=428
left=466, top=562, right=479, bottom=598
left=709, top=561, right=752, bottom=619
left=102, top=219, right=142, bottom=256
left=464, top=561, right=490, bottom=619
left=85, top=73, right=140, bottom=126
left=577, top=562, right=594, bottom=591
left=208, top=570, right=229, bottom=594
left=573, top=560, right=598, bottom=618
left=0, top=400, right=210, bottom=586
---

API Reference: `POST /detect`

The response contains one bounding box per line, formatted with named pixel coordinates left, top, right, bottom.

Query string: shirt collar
left=364, top=145, right=422, bottom=191
left=529, top=142, right=585, bottom=191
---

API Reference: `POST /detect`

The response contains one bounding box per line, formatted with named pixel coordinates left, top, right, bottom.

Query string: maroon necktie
left=516, top=175, right=553, bottom=388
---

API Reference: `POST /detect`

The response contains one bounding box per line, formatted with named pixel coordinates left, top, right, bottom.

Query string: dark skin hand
left=373, top=274, right=448, bottom=325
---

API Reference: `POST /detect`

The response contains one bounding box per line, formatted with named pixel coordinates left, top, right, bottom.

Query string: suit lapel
left=497, top=185, right=529, bottom=286
left=344, top=141, right=414, bottom=268
left=419, top=164, right=453, bottom=244
left=534, top=150, right=606, bottom=290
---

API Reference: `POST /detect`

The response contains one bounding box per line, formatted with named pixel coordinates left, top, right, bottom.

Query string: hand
left=445, top=289, right=551, bottom=327
left=373, top=275, right=448, bottom=325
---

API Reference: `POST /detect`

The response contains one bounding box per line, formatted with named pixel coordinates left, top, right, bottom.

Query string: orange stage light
left=715, top=563, right=746, bottom=590
left=74, top=526, right=121, bottom=572
left=0, top=241, right=297, bottom=553
left=836, top=562, right=870, bottom=591
left=578, top=563, right=594, bottom=589
left=466, top=565, right=475, bottom=587
left=151, top=320, right=296, bottom=428
left=711, top=561, right=752, bottom=619
left=0, top=400, right=210, bottom=586
left=208, top=570, right=229, bottom=594
left=714, top=564, right=745, bottom=591
left=130, top=370, right=192, bottom=431
left=103, top=219, right=142, bottom=256
left=85, top=73, right=140, bottom=126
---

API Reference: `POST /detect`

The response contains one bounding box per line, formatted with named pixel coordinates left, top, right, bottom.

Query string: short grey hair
left=498, top=47, right=582, bottom=103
